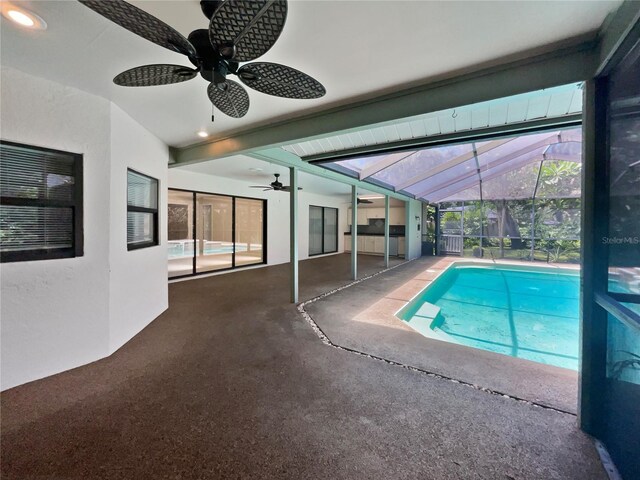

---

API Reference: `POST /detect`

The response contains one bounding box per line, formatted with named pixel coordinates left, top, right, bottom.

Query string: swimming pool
left=399, top=263, right=580, bottom=370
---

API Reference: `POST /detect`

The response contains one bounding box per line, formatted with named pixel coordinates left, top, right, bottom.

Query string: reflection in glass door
left=196, top=194, right=233, bottom=273
left=168, top=190, right=195, bottom=278
left=235, top=197, right=265, bottom=267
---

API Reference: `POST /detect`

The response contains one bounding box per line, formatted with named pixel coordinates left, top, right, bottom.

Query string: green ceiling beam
left=171, top=35, right=598, bottom=167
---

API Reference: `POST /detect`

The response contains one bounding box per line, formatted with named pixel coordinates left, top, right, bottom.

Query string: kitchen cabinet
left=374, top=236, right=384, bottom=253
left=357, top=209, right=369, bottom=225
left=367, top=208, right=384, bottom=219
left=344, top=234, right=404, bottom=256
left=347, top=207, right=406, bottom=225
left=390, top=207, right=405, bottom=225
left=364, top=236, right=375, bottom=252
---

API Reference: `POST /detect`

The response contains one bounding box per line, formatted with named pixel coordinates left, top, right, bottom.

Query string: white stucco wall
left=0, top=67, right=168, bottom=390
left=405, top=199, right=424, bottom=260
left=108, top=104, right=169, bottom=352
left=168, top=168, right=349, bottom=269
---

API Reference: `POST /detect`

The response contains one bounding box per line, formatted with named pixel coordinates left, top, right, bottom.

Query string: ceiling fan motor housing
left=187, top=28, right=239, bottom=83
left=200, top=0, right=223, bottom=20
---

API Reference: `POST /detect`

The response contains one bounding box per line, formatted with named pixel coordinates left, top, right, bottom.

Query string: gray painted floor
left=1, top=254, right=605, bottom=479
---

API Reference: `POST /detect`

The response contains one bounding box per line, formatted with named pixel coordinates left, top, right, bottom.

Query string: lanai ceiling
left=1, top=0, right=621, bottom=148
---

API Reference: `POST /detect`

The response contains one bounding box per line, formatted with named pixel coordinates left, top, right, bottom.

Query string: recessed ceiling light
left=197, top=130, right=209, bottom=138
left=2, top=4, right=47, bottom=30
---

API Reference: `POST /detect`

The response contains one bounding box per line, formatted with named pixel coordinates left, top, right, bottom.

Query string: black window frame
left=0, top=140, right=83, bottom=263
left=127, top=168, right=159, bottom=251
left=309, top=205, right=339, bottom=256
left=167, top=187, right=267, bottom=279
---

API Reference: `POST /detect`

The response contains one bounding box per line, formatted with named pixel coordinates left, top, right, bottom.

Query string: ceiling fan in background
left=79, top=0, right=326, bottom=119
left=357, top=198, right=373, bottom=204
left=250, top=173, right=302, bottom=192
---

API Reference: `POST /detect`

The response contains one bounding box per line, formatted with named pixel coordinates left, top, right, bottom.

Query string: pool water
left=399, top=263, right=580, bottom=370
left=168, top=243, right=248, bottom=259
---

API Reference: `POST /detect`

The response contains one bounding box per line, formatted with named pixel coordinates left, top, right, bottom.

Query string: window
left=0, top=141, right=83, bottom=262
left=127, top=169, right=158, bottom=250
left=167, top=188, right=266, bottom=278
left=309, top=206, right=338, bottom=256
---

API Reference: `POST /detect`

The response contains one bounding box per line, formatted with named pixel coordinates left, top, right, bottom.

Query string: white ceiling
left=180, top=153, right=349, bottom=195
left=283, top=83, right=583, bottom=158
left=1, top=0, right=620, bottom=149
left=179, top=153, right=405, bottom=203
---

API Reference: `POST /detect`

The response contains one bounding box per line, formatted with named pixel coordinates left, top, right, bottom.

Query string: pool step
left=404, top=302, right=441, bottom=337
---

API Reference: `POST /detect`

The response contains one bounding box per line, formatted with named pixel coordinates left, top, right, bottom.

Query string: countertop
left=343, top=233, right=405, bottom=237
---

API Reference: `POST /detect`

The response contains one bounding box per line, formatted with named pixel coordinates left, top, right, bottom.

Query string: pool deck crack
left=297, top=260, right=576, bottom=417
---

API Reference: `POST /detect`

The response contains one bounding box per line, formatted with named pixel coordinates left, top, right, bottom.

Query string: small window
left=0, top=141, right=83, bottom=262
left=309, top=206, right=338, bottom=256
left=127, top=169, right=158, bottom=250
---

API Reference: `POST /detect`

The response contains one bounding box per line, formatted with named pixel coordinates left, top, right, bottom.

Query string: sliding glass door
left=309, top=206, right=338, bottom=256
left=167, top=189, right=266, bottom=278
left=196, top=194, right=233, bottom=273
left=235, top=197, right=265, bottom=267
left=582, top=28, right=640, bottom=480
left=597, top=37, right=640, bottom=479
left=168, top=190, right=195, bottom=278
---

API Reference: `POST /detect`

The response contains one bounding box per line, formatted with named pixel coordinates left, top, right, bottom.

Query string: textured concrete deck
left=305, top=256, right=579, bottom=413
left=1, top=254, right=603, bottom=479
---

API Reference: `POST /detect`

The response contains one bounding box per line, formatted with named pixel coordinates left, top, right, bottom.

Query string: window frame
left=126, top=168, right=159, bottom=251
left=0, top=140, right=83, bottom=263
left=308, top=205, right=339, bottom=256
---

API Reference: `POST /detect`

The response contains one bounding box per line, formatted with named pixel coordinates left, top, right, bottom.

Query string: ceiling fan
left=250, top=173, right=302, bottom=192
left=78, top=0, right=326, bottom=119
left=357, top=198, right=373, bottom=204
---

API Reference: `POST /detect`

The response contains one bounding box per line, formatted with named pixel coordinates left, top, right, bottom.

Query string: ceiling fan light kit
left=79, top=0, right=326, bottom=120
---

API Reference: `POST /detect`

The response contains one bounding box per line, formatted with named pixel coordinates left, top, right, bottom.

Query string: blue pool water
left=168, top=243, right=248, bottom=259
left=399, top=263, right=580, bottom=370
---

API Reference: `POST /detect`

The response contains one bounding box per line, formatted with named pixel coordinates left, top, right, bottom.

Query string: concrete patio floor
left=1, top=254, right=605, bottom=479
left=304, top=256, right=579, bottom=413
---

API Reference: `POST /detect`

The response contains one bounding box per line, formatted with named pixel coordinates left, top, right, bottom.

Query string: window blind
left=127, top=169, right=158, bottom=250
left=0, top=141, right=82, bottom=262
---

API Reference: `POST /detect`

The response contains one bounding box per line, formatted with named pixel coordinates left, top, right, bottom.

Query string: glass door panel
left=235, top=197, right=264, bottom=266
left=323, top=207, right=338, bottom=253
left=196, top=193, right=233, bottom=273
left=168, top=190, right=194, bottom=278
left=596, top=31, right=640, bottom=479
left=309, top=206, right=323, bottom=255
left=607, top=42, right=640, bottom=295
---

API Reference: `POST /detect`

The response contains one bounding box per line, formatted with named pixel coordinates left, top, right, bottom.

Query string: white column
left=290, top=167, right=298, bottom=303
left=351, top=185, right=358, bottom=280
left=384, top=195, right=390, bottom=268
